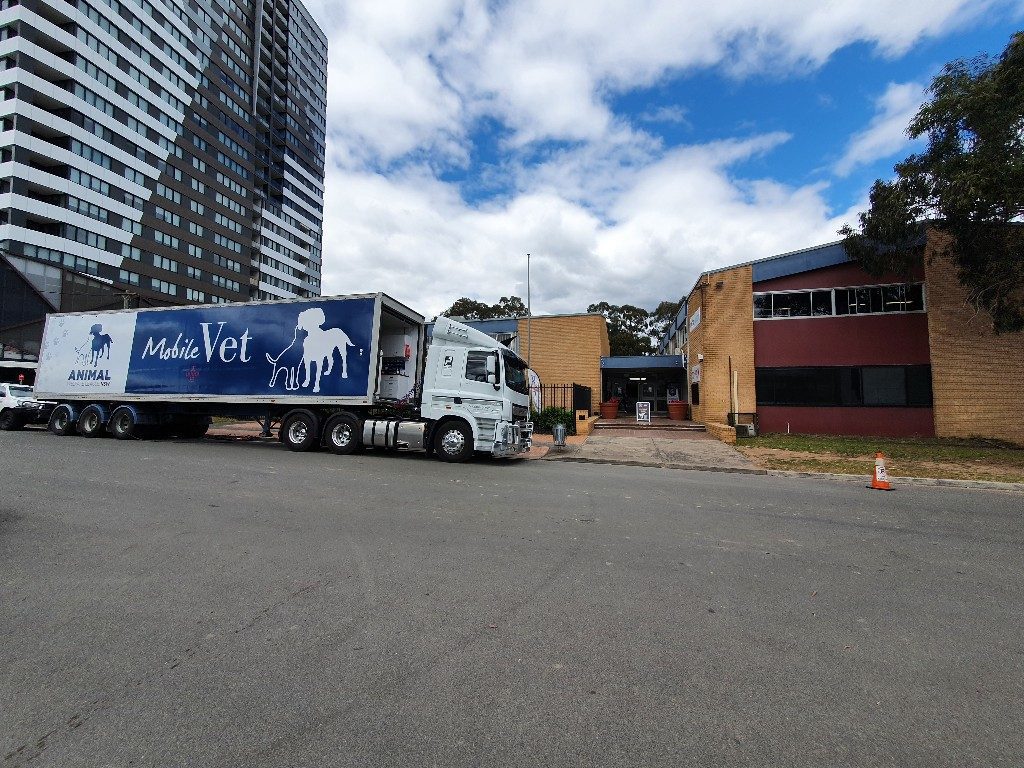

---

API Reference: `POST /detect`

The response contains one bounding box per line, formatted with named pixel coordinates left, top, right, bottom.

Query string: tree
left=440, top=295, right=529, bottom=320
left=839, top=31, right=1024, bottom=333
left=649, top=299, right=683, bottom=341
left=494, top=295, right=529, bottom=317
left=586, top=300, right=681, bottom=356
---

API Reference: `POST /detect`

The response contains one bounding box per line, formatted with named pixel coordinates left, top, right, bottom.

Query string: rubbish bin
left=553, top=423, right=567, bottom=447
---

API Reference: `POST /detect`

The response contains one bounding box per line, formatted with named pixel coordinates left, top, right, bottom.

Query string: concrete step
left=593, top=420, right=706, bottom=432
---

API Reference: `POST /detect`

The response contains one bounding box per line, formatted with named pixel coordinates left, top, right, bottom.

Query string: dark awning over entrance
left=600, top=355, right=686, bottom=414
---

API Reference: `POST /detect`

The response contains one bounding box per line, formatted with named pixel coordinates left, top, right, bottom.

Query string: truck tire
left=323, top=414, right=361, bottom=455
left=77, top=405, right=106, bottom=437
left=0, top=409, right=24, bottom=431
left=433, top=420, right=473, bottom=463
left=281, top=411, right=319, bottom=452
left=108, top=406, right=139, bottom=440
left=0, top=409, right=23, bottom=431
left=49, top=406, right=76, bottom=436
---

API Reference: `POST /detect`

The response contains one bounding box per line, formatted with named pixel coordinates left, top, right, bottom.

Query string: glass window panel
left=906, top=365, right=933, bottom=406
left=853, top=287, right=871, bottom=314
left=835, top=290, right=850, bottom=315
left=869, top=287, right=884, bottom=313
left=753, top=294, right=771, bottom=319
left=882, top=284, right=907, bottom=312
left=772, top=292, right=812, bottom=318
left=862, top=367, right=906, bottom=406
left=812, top=290, right=833, bottom=316
left=465, top=351, right=489, bottom=382
left=906, top=283, right=925, bottom=312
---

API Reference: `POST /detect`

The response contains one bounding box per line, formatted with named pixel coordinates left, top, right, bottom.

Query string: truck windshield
left=502, top=351, right=529, bottom=395
left=8, top=386, right=33, bottom=397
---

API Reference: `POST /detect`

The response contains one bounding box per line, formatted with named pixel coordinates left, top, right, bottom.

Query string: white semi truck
left=33, top=293, right=533, bottom=462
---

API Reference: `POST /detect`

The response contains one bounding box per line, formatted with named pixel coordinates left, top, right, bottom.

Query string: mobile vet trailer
left=34, top=293, right=533, bottom=462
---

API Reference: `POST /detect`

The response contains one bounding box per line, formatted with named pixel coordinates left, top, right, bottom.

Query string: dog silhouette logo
left=266, top=327, right=307, bottom=391
left=267, top=308, right=362, bottom=393
left=75, top=324, right=112, bottom=367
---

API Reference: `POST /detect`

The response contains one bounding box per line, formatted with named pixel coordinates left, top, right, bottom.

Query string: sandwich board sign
left=636, top=401, right=651, bottom=424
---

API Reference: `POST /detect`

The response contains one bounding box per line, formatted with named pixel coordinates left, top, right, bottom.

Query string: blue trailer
left=34, top=294, right=533, bottom=461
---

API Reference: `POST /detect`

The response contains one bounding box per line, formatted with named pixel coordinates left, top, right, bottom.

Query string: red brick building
left=661, top=234, right=1024, bottom=440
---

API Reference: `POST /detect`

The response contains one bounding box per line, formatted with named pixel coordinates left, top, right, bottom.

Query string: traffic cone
left=868, top=452, right=894, bottom=491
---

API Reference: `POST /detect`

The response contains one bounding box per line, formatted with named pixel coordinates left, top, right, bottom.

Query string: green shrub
left=531, top=406, right=576, bottom=435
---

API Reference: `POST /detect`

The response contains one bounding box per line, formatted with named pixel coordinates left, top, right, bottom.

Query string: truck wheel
left=0, top=409, right=22, bottom=431
left=433, top=421, right=473, bottom=463
left=109, top=406, right=139, bottom=440
left=49, top=406, right=76, bottom=436
left=323, top=414, right=361, bottom=455
left=281, top=411, right=319, bottom=452
left=77, top=405, right=106, bottom=437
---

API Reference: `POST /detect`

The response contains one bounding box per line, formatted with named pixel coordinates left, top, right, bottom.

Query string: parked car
left=0, top=383, right=55, bottom=430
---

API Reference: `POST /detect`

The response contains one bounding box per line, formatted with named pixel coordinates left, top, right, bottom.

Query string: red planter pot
left=667, top=401, right=687, bottom=420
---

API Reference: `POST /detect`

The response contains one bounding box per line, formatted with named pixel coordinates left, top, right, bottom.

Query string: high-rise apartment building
left=0, top=0, right=327, bottom=340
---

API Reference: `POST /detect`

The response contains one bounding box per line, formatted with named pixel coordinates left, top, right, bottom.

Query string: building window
left=754, top=283, right=924, bottom=319
left=151, top=278, right=177, bottom=296
left=755, top=366, right=933, bottom=407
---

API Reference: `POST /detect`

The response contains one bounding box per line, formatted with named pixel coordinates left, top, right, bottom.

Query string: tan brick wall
left=925, top=239, right=1024, bottom=441
left=517, top=314, right=609, bottom=413
left=686, top=265, right=756, bottom=426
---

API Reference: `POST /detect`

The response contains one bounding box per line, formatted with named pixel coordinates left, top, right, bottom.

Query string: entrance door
left=638, top=381, right=656, bottom=412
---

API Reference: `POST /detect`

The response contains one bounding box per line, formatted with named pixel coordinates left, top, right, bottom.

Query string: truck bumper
left=492, top=421, right=533, bottom=457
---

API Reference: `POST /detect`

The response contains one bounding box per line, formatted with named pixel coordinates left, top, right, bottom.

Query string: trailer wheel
left=433, top=420, right=473, bottom=463
left=281, top=411, right=319, bottom=452
left=49, top=406, right=76, bottom=436
left=109, top=406, right=139, bottom=440
left=77, top=405, right=106, bottom=437
left=323, top=414, right=361, bottom=455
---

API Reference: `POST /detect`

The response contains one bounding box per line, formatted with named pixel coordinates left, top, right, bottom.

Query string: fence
left=530, top=383, right=592, bottom=414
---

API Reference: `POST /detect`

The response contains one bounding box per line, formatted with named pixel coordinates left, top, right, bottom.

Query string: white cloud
left=834, top=81, right=927, bottom=176
left=320, top=132, right=854, bottom=316
left=306, top=0, right=1012, bottom=159
left=299, top=0, right=1019, bottom=317
left=638, top=106, right=690, bottom=125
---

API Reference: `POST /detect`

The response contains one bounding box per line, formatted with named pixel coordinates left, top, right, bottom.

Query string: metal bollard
left=553, top=422, right=567, bottom=447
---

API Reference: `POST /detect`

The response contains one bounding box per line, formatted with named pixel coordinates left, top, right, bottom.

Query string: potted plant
left=599, top=397, right=620, bottom=419
left=667, top=400, right=686, bottom=420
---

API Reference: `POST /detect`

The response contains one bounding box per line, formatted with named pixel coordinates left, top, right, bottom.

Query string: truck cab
left=422, top=318, right=533, bottom=459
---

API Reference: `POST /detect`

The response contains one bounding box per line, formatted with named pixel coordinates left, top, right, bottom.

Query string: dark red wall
left=754, top=314, right=931, bottom=367
left=753, top=261, right=933, bottom=437
left=755, top=262, right=925, bottom=292
left=758, top=406, right=935, bottom=437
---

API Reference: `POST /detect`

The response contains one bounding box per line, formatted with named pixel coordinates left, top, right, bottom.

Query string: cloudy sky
left=299, top=0, right=1023, bottom=317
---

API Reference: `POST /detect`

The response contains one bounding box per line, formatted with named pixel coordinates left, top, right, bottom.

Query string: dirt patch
left=736, top=446, right=1024, bottom=483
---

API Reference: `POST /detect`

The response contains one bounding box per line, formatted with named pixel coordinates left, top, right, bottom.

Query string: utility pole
left=526, top=252, right=532, bottom=369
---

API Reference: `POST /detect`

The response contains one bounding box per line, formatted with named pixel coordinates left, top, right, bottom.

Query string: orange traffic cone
left=868, top=452, right=894, bottom=491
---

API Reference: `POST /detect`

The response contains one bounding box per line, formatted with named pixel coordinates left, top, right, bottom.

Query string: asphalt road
left=1, top=429, right=1022, bottom=767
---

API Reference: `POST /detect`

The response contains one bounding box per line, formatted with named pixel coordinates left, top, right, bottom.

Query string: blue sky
left=300, top=0, right=1022, bottom=316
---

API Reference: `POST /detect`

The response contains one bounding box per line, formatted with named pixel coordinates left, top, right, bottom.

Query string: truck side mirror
left=485, top=354, right=499, bottom=389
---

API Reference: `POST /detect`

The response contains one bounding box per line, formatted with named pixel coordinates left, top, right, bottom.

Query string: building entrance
left=602, top=370, right=685, bottom=415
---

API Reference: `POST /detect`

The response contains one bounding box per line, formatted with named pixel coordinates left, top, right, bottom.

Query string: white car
left=0, top=383, right=55, bottom=430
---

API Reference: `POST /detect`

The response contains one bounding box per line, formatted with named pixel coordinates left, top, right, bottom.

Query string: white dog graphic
left=296, top=307, right=358, bottom=393
left=266, top=327, right=305, bottom=390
